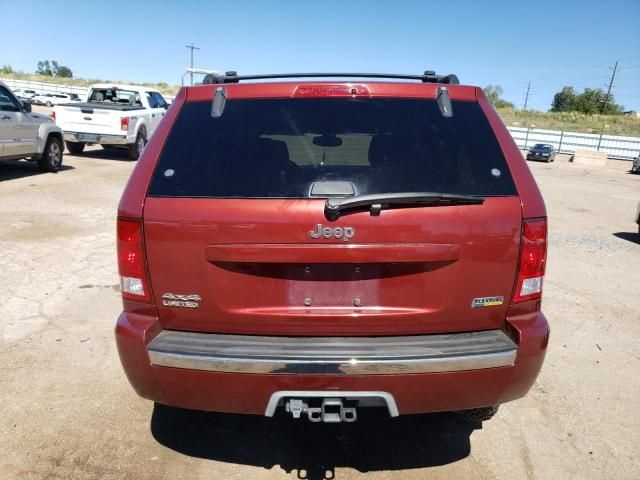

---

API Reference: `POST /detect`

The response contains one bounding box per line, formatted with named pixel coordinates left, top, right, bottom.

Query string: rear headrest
left=250, top=138, right=292, bottom=169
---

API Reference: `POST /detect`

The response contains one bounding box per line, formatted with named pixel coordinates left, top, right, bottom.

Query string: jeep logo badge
left=310, top=224, right=355, bottom=241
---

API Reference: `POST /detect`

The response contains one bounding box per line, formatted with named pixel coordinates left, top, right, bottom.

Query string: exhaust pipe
left=285, top=398, right=357, bottom=423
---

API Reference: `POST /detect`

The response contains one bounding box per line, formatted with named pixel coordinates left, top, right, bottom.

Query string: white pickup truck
left=52, top=84, right=168, bottom=160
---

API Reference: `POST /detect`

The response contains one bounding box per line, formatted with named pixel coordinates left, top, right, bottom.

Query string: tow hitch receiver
left=285, top=398, right=357, bottom=423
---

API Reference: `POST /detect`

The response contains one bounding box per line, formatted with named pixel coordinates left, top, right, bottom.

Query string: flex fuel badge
left=471, top=296, right=504, bottom=308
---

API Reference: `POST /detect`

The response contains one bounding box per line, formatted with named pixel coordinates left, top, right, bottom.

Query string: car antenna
left=437, top=86, right=453, bottom=118
left=211, top=86, right=227, bottom=118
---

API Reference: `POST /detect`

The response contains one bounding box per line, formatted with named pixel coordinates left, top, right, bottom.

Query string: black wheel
left=66, top=141, right=85, bottom=154
left=46, top=101, right=53, bottom=107
left=128, top=129, right=146, bottom=160
left=37, top=136, right=63, bottom=172
left=454, top=405, right=499, bottom=422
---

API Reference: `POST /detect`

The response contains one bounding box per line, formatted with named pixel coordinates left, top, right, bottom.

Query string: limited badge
left=471, top=296, right=504, bottom=308
left=162, top=293, right=201, bottom=309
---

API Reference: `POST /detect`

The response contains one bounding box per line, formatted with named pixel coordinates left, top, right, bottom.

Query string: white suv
left=0, top=82, right=64, bottom=172
left=13, top=88, right=38, bottom=101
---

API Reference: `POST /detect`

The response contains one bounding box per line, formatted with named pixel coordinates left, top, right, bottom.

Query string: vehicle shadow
left=613, top=232, right=640, bottom=245
left=0, top=161, right=74, bottom=181
left=151, top=404, right=480, bottom=479
left=70, top=147, right=133, bottom=162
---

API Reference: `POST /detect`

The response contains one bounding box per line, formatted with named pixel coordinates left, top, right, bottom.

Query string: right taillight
left=513, top=218, right=547, bottom=303
left=117, top=218, right=151, bottom=302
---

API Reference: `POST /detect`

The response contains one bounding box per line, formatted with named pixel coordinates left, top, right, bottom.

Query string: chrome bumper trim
left=147, top=329, right=517, bottom=375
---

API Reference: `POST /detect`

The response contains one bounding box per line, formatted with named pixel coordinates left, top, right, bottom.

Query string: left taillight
left=51, top=110, right=56, bottom=121
left=120, top=117, right=129, bottom=131
left=513, top=218, right=547, bottom=303
left=117, top=218, right=152, bottom=302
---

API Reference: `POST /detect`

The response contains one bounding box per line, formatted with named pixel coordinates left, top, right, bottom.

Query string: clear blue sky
left=2, top=0, right=639, bottom=111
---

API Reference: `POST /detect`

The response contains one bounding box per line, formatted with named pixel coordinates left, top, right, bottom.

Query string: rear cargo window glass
left=149, top=98, right=516, bottom=198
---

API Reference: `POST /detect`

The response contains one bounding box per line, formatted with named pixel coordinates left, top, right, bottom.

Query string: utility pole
left=185, top=42, right=200, bottom=86
left=602, top=60, right=618, bottom=114
left=523, top=81, right=531, bottom=111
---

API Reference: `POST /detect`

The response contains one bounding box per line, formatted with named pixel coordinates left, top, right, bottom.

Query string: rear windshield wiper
left=324, top=192, right=485, bottom=220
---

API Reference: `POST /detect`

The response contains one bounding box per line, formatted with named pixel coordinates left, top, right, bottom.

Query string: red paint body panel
left=476, top=89, right=546, bottom=219
left=143, top=196, right=522, bottom=336
left=115, top=309, right=548, bottom=415
left=118, top=88, right=186, bottom=219
left=185, top=82, right=478, bottom=102
left=204, top=243, right=461, bottom=264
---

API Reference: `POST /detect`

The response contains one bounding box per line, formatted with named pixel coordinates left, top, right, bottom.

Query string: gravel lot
left=1, top=140, right=639, bottom=479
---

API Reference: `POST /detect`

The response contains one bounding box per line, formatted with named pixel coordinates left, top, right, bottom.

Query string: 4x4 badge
left=310, top=224, right=355, bottom=241
left=162, top=293, right=201, bottom=309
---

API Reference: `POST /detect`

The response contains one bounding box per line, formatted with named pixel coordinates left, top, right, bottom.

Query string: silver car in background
left=0, top=81, right=64, bottom=172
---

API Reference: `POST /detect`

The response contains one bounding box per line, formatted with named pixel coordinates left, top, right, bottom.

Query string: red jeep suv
left=116, top=71, right=549, bottom=423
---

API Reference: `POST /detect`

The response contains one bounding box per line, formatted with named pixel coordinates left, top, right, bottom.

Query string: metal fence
left=1, top=77, right=89, bottom=97
left=507, top=126, right=639, bottom=160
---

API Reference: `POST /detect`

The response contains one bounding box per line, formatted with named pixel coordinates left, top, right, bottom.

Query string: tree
left=0, top=64, right=14, bottom=74
left=483, top=85, right=515, bottom=109
left=36, top=60, right=73, bottom=78
left=56, top=66, right=73, bottom=78
left=37, top=60, right=52, bottom=76
left=551, top=86, right=576, bottom=112
left=550, top=86, right=623, bottom=115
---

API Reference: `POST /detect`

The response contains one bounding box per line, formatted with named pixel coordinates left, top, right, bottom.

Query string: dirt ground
left=1, top=140, right=639, bottom=479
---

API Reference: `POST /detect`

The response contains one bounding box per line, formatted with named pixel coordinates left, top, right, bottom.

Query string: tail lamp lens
left=120, top=117, right=129, bottom=131
left=513, top=218, right=547, bottom=303
left=51, top=110, right=56, bottom=121
left=117, top=218, right=151, bottom=302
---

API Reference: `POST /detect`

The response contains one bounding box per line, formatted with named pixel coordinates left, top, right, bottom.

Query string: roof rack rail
left=201, top=71, right=460, bottom=85
left=181, top=68, right=220, bottom=86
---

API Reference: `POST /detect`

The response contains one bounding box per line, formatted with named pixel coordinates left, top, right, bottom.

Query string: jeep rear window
left=149, top=98, right=516, bottom=198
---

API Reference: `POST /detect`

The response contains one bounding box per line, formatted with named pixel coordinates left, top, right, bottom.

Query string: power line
left=185, top=42, right=200, bottom=86
left=602, top=60, right=618, bottom=113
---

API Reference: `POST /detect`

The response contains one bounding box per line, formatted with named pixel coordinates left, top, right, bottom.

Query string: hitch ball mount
left=286, top=398, right=357, bottom=423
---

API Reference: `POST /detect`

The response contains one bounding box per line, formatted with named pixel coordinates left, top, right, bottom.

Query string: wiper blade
left=324, top=192, right=484, bottom=220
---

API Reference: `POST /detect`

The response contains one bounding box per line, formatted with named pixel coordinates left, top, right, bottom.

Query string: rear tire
left=454, top=405, right=499, bottom=422
left=37, top=136, right=63, bottom=172
left=66, top=141, right=85, bottom=154
left=128, top=129, right=146, bottom=160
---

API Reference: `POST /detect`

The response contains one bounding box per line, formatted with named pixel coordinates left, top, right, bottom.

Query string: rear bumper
left=63, top=131, right=130, bottom=145
left=147, top=329, right=517, bottom=375
left=116, top=310, right=549, bottom=416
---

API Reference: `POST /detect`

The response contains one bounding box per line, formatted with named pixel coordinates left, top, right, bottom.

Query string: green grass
left=496, top=107, right=640, bottom=137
